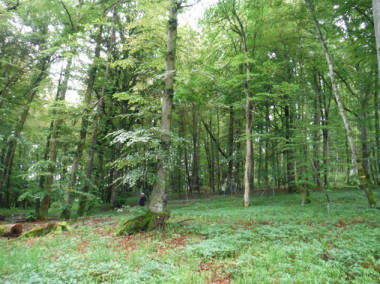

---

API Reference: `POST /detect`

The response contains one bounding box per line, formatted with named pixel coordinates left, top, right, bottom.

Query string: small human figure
left=139, top=192, right=147, bottom=206
left=163, top=192, right=168, bottom=206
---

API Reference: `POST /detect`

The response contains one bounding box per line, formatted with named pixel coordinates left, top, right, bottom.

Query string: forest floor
left=0, top=189, right=379, bottom=283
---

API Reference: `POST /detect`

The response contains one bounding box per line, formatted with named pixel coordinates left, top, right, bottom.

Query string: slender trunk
left=77, top=60, right=109, bottom=216
left=306, top=0, right=376, bottom=207
left=39, top=68, right=64, bottom=195
left=264, top=103, right=269, bottom=188
left=313, top=72, right=321, bottom=187
left=285, top=104, right=296, bottom=193
left=0, top=57, right=49, bottom=208
left=257, top=134, right=262, bottom=188
left=38, top=59, right=72, bottom=219
left=359, top=81, right=372, bottom=181
left=210, top=113, right=215, bottom=192
left=61, top=23, right=103, bottom=219
left=228, top=104, right=234, bottom=192
left=190, top=104, right=199, bottom=193
left=110, top=167, right=120, bottom=208
left=216, top=107, right=221, bottom=192
left=320, top=78, right=330, bottom=186
left=149, top=0, right=178, bottom=213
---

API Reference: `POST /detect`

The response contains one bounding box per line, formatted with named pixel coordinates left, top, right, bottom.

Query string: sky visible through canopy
left=65, top=0, right=218, bottom=104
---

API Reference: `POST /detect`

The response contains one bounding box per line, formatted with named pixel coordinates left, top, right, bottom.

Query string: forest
left=0, top=0, right=379, bottom=282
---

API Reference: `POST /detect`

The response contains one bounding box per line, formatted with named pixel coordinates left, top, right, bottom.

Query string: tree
left=149, top=0, right=179, bottom=213
left=304, top=0, right=376, bottom=207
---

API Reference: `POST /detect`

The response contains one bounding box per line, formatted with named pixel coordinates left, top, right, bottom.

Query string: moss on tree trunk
left=116, top=211, right=169, bottom=236
left=19, top=222, right=72, bottom=239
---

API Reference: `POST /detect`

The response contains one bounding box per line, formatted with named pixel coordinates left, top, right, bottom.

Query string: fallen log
left=0, top=224, right=23, bottom=238
left=19, top=222, right=72, bottom=239
left=116, top=211, right=169, bottom=236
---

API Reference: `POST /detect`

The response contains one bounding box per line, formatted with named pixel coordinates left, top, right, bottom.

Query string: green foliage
left=25, top=211, right=38, bottom=222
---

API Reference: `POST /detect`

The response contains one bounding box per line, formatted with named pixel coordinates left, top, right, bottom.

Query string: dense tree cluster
left=0, top=0, right=378, bottom=219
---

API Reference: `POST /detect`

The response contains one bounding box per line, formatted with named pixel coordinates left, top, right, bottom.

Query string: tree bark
left=372, top=0, right=380, bottom=179
left=149, top=0, right=178, bottom=213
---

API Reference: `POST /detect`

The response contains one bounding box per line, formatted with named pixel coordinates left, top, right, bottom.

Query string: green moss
left=19, top=222, right=72, bottom=239
left=0, top=225, right=8, bottom=236
left=368, top=189, right=377, bottom=208
left=115, top=211, right=170, bottom=236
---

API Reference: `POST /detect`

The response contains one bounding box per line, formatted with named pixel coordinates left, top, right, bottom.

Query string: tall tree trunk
left=319, top=75, right=330, bottom=186
left=77, top=72, right=107, bottom=216
left=61, top=23, right=104, bottom=219
left=227, top=104, right=234, bottom=192
left=38, top=66, right=63, bottom=212
left=375, top=79, right=380, bottom=178
left=264, top=103, right=270, bottom=188
left=0, top=57, right=50, bottom=208
left=285, top=104, right=296, bottom=193
left=37, top=59, right=72, bottom=219
left=190, top=104, right=200, bottom=193
left=306, top=0, right=376, bottom=207
left=209, top=113, right=215, bottom=192
left=216, top=107, right=221, bottom=192
left=313, top=72, right=321, bottom=188
left=373, top=0, right=380, bottom=178
left=149, top=0, right=178, bottom=213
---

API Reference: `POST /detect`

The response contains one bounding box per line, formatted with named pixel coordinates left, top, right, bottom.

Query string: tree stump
left=0, top=224, right=23, bottom=238
left=116, top=211, right=170, bottom=236
left=19, top=222, right=72, bottom=239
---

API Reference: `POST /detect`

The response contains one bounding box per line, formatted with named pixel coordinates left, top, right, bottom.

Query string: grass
left=0, top=189, right=379, bottom=283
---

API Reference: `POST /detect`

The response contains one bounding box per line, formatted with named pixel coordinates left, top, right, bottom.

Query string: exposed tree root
left=115, top=211, right=170, bottom=236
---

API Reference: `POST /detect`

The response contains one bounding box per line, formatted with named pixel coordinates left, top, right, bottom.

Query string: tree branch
left=179, top=0, right=200, bottom=9
left=104, top=0, right=130, bottom=15
left=60, top=0, right=75, bottom=32
left=354, top=7, right=373, bottom=26
left=200, top=118, right=228, bottom=159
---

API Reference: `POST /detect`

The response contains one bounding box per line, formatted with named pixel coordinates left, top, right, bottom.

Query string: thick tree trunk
left=375, top=84, right=380, bottom=178
left=306, top=0, right=376, bottom=207
left=149, top=0, right=178, bottom=213
left=373, top=0, right=380, bottom=178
